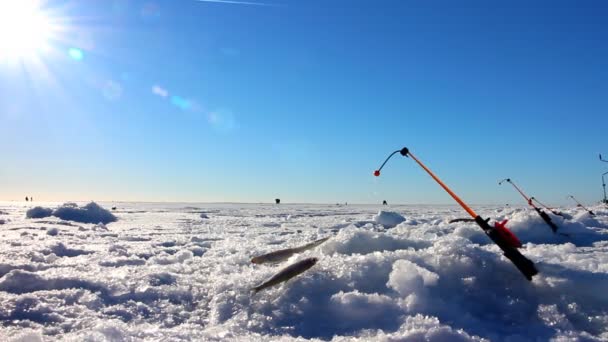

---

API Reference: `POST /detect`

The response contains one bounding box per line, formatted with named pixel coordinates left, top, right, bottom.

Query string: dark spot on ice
left=100, top=233, right=119, bottom=238
left=99, top=258, right=146, bottom=267
left=136, top=253, right=154, bottom=260
left=189, top=247, right=206, bottom=257
left=121, top=236, right=151, bottom=242
left=8, top=226, right=37, bottom=231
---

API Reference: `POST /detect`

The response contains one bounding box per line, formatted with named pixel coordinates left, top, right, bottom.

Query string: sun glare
left=0, top=1, right=56, bottom=61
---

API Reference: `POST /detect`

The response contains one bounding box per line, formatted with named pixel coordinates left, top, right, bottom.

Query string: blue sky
left=0, top=0, right=607, bottom=204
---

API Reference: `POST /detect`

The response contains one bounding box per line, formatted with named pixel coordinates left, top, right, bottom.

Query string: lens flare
left=68, top=48, right=84, bottom=61
left=171, top=96, right=191, bottom=110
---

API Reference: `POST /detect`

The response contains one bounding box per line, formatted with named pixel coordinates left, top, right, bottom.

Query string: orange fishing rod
left=498, top=178, right=558, bottom=233
left=375, top=147, right=538, bottom=281
left=568, top=195, right=595, bottom=216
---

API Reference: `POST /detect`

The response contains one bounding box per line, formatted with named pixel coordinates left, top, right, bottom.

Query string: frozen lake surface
left=1, top=202, right=608, bottom=341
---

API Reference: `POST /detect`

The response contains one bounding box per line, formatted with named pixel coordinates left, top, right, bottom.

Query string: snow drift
left=373, top=210, right=406, bottom=228
left=53, top=202, right=117, bottom=224
left=24, top=202, right=116, bottom=224
left=25, top=207, right=53, bottom=219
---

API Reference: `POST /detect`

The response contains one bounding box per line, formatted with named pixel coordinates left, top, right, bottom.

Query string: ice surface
left=1, top=202, right=608, bottom=341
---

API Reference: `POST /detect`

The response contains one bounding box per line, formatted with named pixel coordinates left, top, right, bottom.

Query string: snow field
left=0, top=202, right=607, bottom=341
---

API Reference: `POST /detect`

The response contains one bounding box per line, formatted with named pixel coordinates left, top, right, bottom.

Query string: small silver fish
left=251, top=237, right=330, bottom=264
left=252, top=257, right=318, bottom=294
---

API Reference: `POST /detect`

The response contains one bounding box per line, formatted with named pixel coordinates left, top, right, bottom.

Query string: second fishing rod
left=498, top=178, right=559, bottom=233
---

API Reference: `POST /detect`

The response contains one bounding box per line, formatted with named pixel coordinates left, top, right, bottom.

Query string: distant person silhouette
left=383, top=200, right=388, bottom=205
left=30, top=196, right=33, bottom=202
left=25, top=196, right=29, bottom=202
left=275, top=198, right=280, bottom=204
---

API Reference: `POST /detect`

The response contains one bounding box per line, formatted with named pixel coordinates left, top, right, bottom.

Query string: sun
left=0, top=1, right=58, bottom=61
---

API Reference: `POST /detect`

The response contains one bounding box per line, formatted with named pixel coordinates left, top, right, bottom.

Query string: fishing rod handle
left=474, top=216, right=538, bottom=280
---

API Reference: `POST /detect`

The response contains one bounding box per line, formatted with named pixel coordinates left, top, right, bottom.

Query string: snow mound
left=26, top=207, right=53, bottom=219
left=373, top=211, right=406, bottom=228
left=388, top=259, right=439, bottom=298
left=572, top=211, right=607, bottom=229
left=24, top=202, right=117, bottom=224
left=505, top=210, right=607, bottom=246
left=53, top=202, right=117, bottom=224
left=322, top=228, right=430, bottom=255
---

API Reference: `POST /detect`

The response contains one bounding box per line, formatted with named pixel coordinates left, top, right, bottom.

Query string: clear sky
left=1, top=0, right=607, bottom=205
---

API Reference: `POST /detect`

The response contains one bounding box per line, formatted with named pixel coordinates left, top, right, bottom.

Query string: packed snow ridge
left=25, top=202, right=117, bottom=224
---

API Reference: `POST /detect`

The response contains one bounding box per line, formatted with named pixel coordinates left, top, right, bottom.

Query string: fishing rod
left=375, top=147, right=538, bottom=281
left=600, top=154, right=608, bottom=163
left=529, top=197, right=565, bottom=217
left=567, top=195, right=595, bottom=216
left=498, top=178, right=558, bottom=233
left=602, top=171, right=608, bottom=204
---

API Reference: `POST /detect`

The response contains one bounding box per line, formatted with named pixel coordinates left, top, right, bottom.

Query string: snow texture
left=1, top=202, right=608, bottom=341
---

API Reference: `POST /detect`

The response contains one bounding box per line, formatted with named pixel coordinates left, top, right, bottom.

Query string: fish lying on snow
left=251, top=237, right=330, bottom=264
left=252, top=257, right=318, bottom=294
